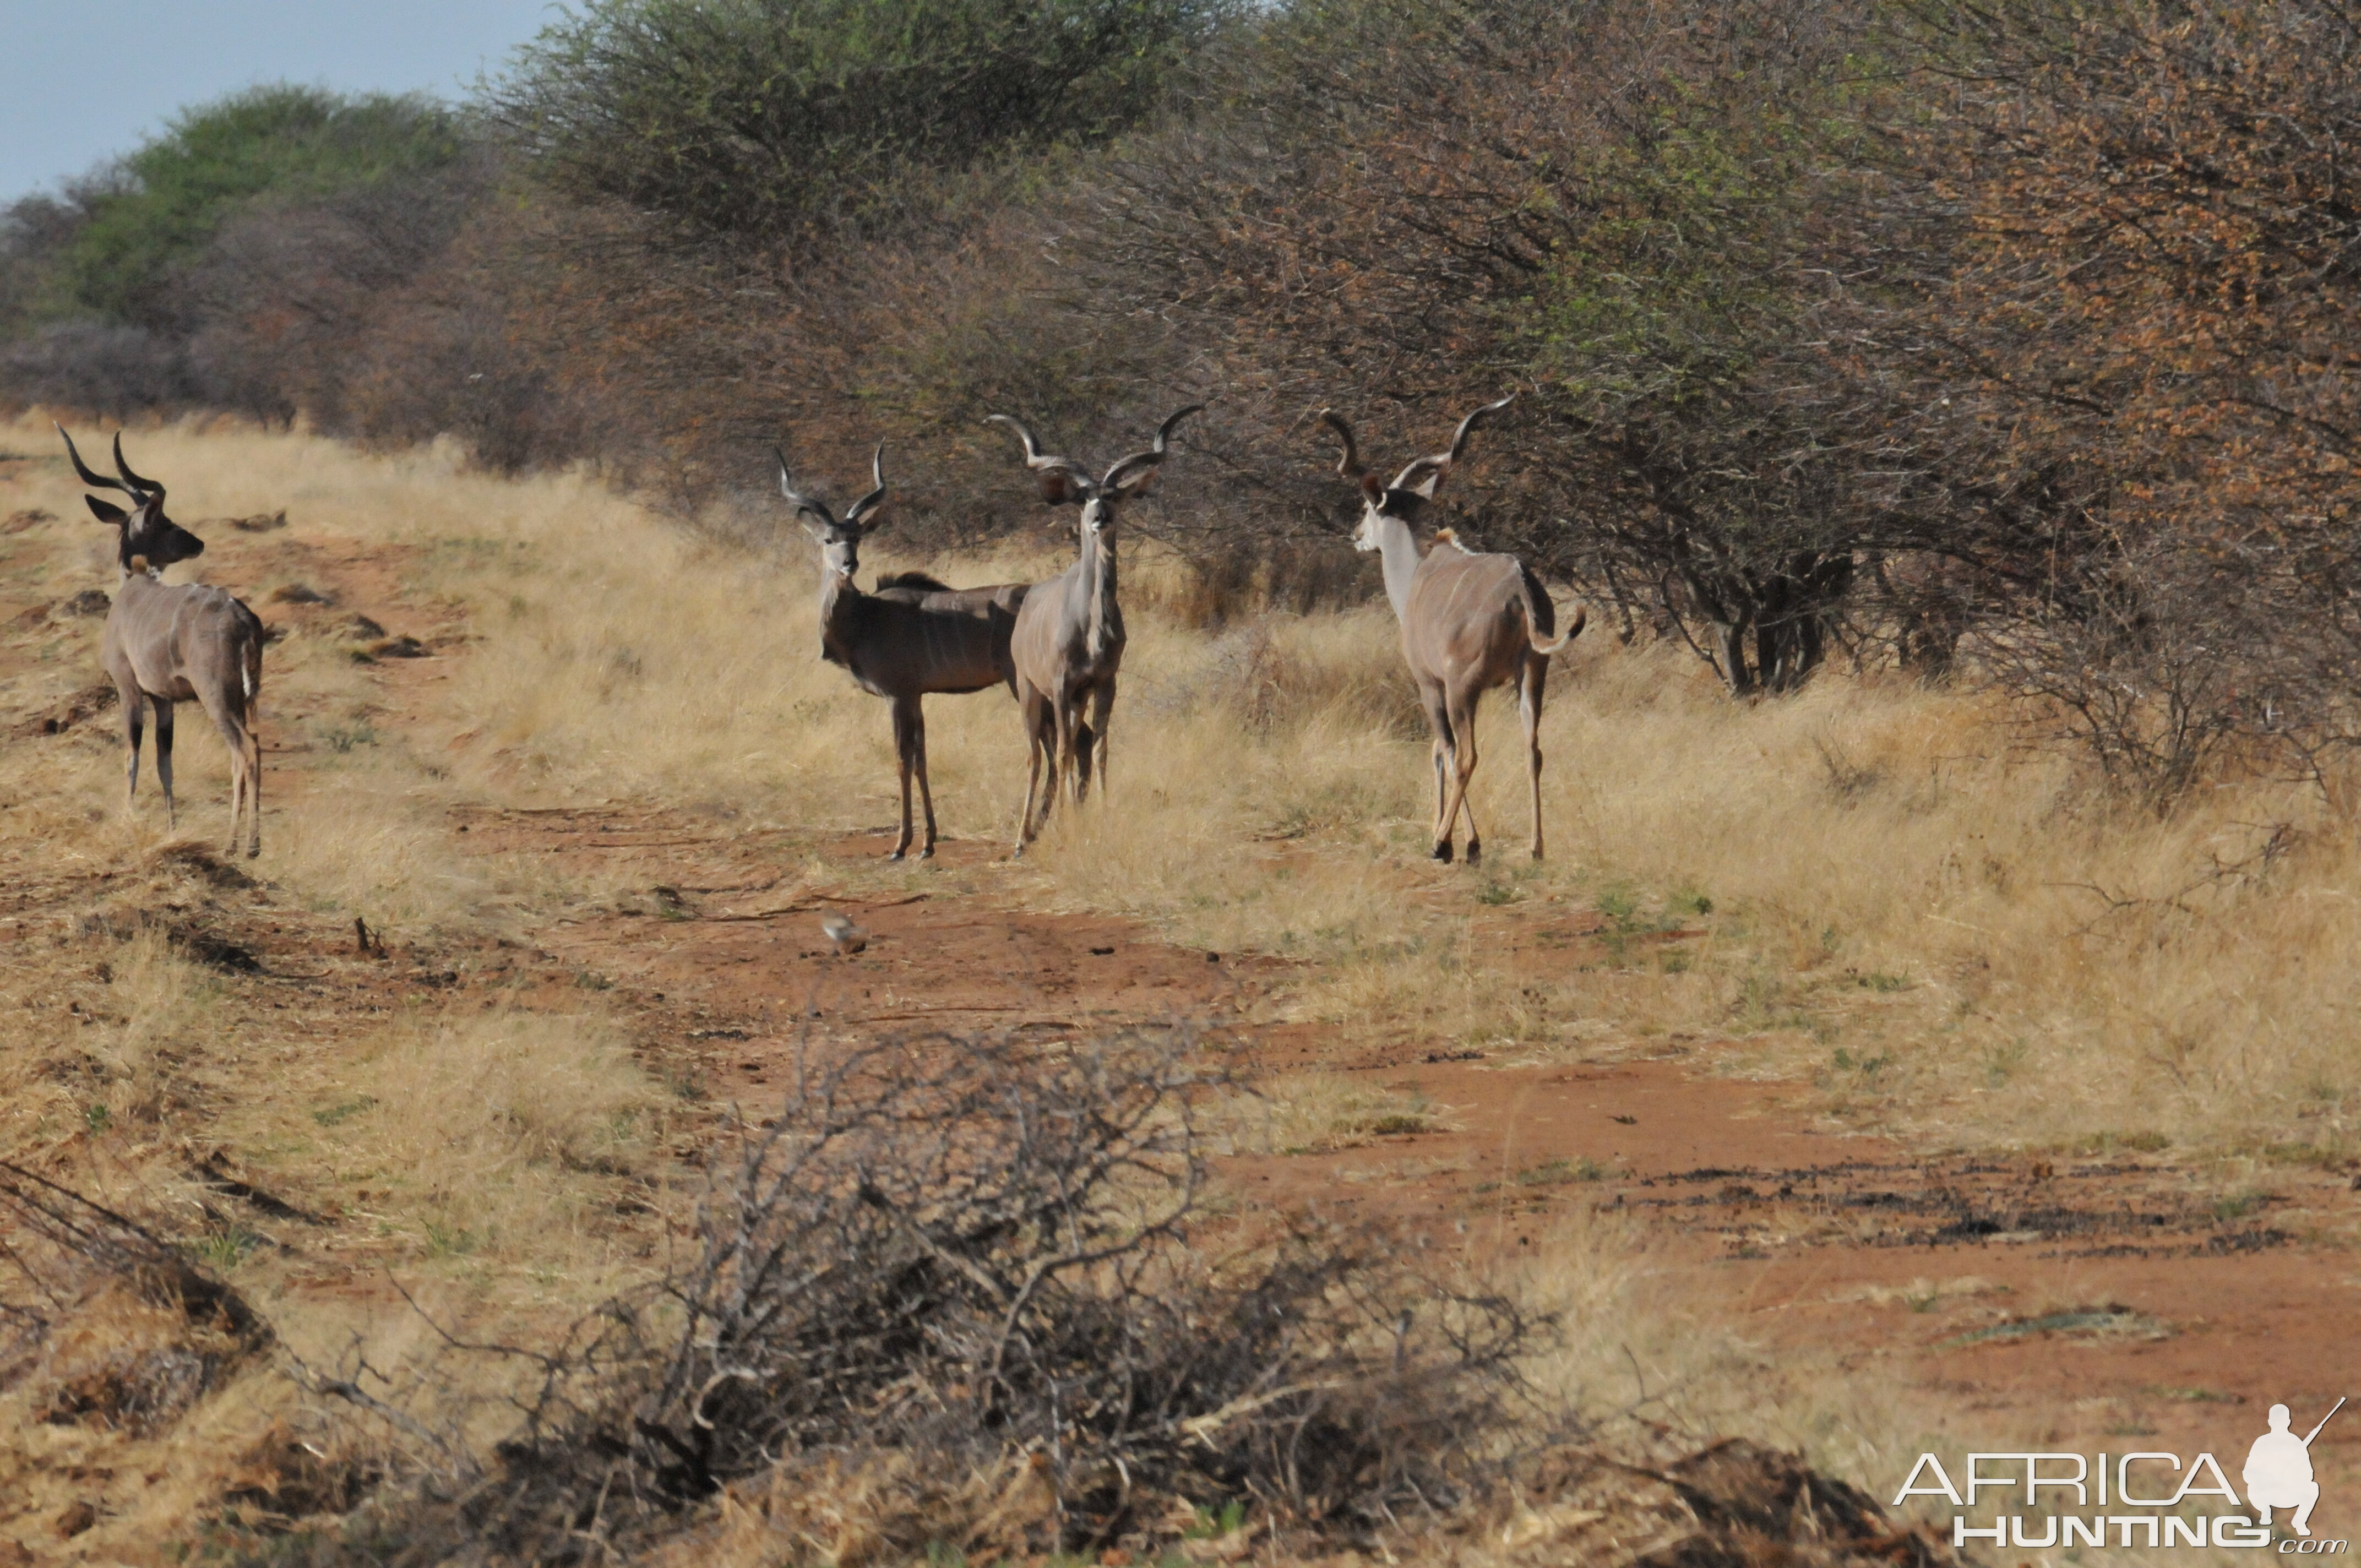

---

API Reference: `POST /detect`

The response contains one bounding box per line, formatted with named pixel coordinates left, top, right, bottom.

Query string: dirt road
left=436, top=796, right=2360, bottom=1474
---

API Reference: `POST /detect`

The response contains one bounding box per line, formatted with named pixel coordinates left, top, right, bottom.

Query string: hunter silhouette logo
left=1895, top=1395, right=2351, bottom=1550
left=2249, top=1398, right=2343, bottom=1538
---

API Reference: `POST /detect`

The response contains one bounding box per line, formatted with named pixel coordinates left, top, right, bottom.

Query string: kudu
left=1320, top=396, right=1583, bottom=862
left=785, top=443, right=1027, bottom=861
left=59, top=426, right=266, bottom=857
left=989, top=405, right=1201, bottom=853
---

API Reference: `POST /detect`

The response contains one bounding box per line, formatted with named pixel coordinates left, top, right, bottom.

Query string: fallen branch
left=706, top=892, right=928, bottom=922
left=190, top=1152, right=330, bottom=1226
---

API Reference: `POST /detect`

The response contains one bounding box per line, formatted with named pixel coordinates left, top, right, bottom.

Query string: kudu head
left=778, top=443, right=889, bottom=584
left=58, top=425, right=205, bottom=576
left=1319, top=395, right=1515, bottom=552
left=987, top=405, right=1204, bottom=541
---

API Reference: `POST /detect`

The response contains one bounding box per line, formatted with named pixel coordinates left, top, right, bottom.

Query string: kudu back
left=60, top=426, right=266, bottom=858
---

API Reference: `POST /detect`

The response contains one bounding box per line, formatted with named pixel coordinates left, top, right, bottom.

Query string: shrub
left=312, top=1030, right=1542, bottom=1560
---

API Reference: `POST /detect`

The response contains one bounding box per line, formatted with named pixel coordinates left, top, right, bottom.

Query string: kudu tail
left=1520, top=563, right=1585, bottom=655
left=240, top=620, right=263, bottom=725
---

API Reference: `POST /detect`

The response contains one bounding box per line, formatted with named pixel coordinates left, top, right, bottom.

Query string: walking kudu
left=1319, top=396, right=1583, bottom=862
left=784, top=443, right=1026, bottom=860
left=989, top=405, right=1200, bottom=853
left=59, top=426, right=266, bottom=857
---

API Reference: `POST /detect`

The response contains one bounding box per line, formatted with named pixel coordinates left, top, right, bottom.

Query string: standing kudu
left=989, top=405, right=1201, bottom=854
left=786, top=443, right=1026, bottom=861
left=59, top=426, right=266, bottom=857
left=1320, top=396, right=1584, bottom=862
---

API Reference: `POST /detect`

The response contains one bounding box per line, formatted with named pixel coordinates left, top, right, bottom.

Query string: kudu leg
left=119, top=686, right=145, bottom=816
left=1421, top=686, right=1455, bottom=862
left=1432, top=743, right=1449, bottom=841
left=1070, top=718, right=1095, bottom=805
left=1520, top=655, right=1548, bottom=861
left=1085, top=677, right=1114, bottom=806
left=1440, top=691, right=1484, bottom=863
left=1015, top=685, right=1051, bottom=854
left=243, top=673, right=263, bottom=857
left=152, top=699, right=177, bottom=831
left=244, top=723, right=262, bottom=858
left=1052, top=697, right=1080, bottom=815
left=196, top=688, right=257, bottom=858
left=888, top=697, right=920, bottom=860
left=911, top=703, right=939, bottom=859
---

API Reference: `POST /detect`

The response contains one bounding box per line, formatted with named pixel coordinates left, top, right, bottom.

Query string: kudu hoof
left=918, top=846, right=935, bottom=861
left=1431, top=841, right=1454, bottom=863
left=1465, top=841, right=1482, bottom=863
left=887, top=849, right=909, bottom=863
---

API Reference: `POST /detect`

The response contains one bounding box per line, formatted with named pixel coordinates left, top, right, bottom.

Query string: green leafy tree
left=57, top=85, right=466, bottom=325
left=492, top=0, right=1226, bottom=244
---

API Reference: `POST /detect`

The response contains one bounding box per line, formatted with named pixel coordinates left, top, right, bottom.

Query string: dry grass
left=1029, top=608, right=2361, bottom=1159
left=3, top=415, right=2354, bottom=1560
left=1237, top=1069, right=1454, bottom=1151
left=0, top=420, right=700, bottom=1556
left=12, top=412, right=2353, bottom=1162
left=337, top=1008, right=666, bottom=1263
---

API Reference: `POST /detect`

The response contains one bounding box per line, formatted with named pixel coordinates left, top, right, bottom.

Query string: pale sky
left=0, top=0, right=563, bottom=203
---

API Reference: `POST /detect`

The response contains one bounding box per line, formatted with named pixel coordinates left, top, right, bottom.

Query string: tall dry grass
left=337, top=1009, right=666, bottom=1262
left=8, top=411, right=2354, bottom=1163
left=0, top=414, right=687, bottom=1287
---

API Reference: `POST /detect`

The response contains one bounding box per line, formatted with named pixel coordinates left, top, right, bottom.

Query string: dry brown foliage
left=304, top=1029, right=1543, bottom=1562
left=0, top=1162, right=273, bottom=1438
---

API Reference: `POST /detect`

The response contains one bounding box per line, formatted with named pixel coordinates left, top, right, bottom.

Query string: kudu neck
left=1080, top=522, right=1117, bottom=584
left=1080, top=522, right=1119, bottom=655
left=1372, top=514, right=1423, bottom=619
left=817, top=565, right=862, bottom=655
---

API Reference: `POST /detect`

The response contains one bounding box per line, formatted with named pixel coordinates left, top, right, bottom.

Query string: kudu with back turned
left=59, top=426, right=266, bottom=857
left=1320, top=396, right=1583, bottom=862
left=785, top=443, right=1026, bottom=861
left=989, top=405, right=1201, bottom=854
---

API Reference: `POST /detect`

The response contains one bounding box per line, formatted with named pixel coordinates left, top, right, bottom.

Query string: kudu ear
left=85, top=495, right=129, bottom=526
